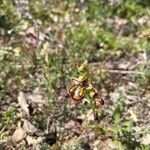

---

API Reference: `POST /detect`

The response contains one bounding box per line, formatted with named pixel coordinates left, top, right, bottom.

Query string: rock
left=12, top=127, right=26, bottom=143
left=22, top=119, right=38, bottom=134
left=22, top=119, right=44, bottom=136
left=141, top=134, right=150, bottom=145
left=26, top=135, right=43, bottom=146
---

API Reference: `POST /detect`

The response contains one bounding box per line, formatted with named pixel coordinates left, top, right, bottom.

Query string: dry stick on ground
left=63, top=62, right=148, bottom=75
left=89, top=62, right=149, bottom=75
left=101, top=69, right=145, bottom=75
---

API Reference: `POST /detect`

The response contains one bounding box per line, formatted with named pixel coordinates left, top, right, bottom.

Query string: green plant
left=0, top=0, right=20, bottom=30
left=111, top=90, right=149, bottom=150
left=0, top=78, right=4, bottom=90
left=62, top=139, right=82, bottom=150
left=88, top=90, right=149, bottom=149
left=116, top=1, right=145, bottom=20
left=69, top=62, right=104, bottom=120
left=40, top=143, right=50, bottom=150
left=0, top=107, right=17, bottom=140
left=29, top=0, right=52, bottom=21
left=87, top=1, right=113, bottom=20
left=66, top=24, right=96, bottom=62
left=1, top=107, right=17, bottom=125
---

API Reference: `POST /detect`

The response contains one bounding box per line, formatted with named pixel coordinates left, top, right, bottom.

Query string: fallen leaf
left=26, top=135, right=43, bottom=146
left=18, top=92, right=29, bottom=116
left=12, top=127, right=26, bottom=143
left=22, top=119, right=38, bottom=134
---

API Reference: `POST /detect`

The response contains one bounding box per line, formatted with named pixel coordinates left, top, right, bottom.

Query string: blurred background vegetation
left=0, top=0, right=150, bottom=149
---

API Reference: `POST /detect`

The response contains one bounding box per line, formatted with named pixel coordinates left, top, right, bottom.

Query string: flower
left=26, top=34, right=37, bottom=47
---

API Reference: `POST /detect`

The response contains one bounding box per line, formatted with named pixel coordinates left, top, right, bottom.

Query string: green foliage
left=97, top=28, right=117, bottom=49
left=1, top=107, right=17, bottom=125
left=0, top=0, right=149, bottom=149
left=29, top=0, right=55, bottom=21
left=44, top=54, right=63, bottom=89
left=89, top=90, right=150, bottom=149
left=66, top=25, right=96, bottom=62
left=40, top=143, right=50, bottom=150
left=86, top=0, right=148, bottom=21
left=0, top=0, right=20, bottom=30
left=111, top=91, right=148, bottom=150
left=87, top=1, right=113, bottom=20
left=116, top=1, right=145, bottom=20
left=0, top=78, right=5, bottom=90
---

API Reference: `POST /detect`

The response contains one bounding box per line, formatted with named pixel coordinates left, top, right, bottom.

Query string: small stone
left=80, top=0, right=85, bottom=3
left=75, top=8, right=80, bottom=13
left=75, top=22, right=79, bottom=26
left=39, top=32, right=45, bottom=41
left=141, top=134, right=150, bottom=145
left=26, top=135, right=43, bottom=146
left=53, top=15, right=58, bottom=23
left=12, top=127, right=26, bottom=143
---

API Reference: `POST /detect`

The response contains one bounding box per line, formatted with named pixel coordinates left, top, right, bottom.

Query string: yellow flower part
left=69, top=84, right=77, bottom=93
left=77, top=62, right=88, bottom=73
left=69, top=85, right=85, bottom=101
left=72, top=75, right=87, bottom=84
left=89, top=91, right=95, bottom=98
left=13, top=47, right=21, bottom=57
left=78, top=64, right=85, bottom=72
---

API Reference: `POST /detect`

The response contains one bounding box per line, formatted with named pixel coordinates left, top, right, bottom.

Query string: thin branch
left=63, top=62, right=149, bottom=75
left=101, top=69, right=145, bottom=75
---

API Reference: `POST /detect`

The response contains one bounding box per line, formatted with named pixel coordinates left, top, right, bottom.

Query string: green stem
left=87, top=95, right=98, bottom=120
